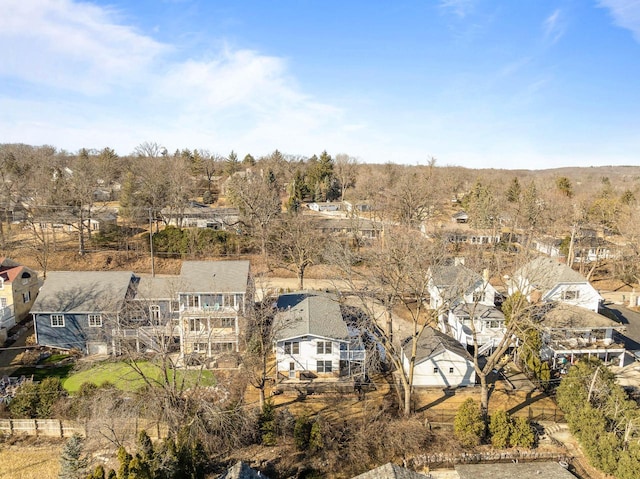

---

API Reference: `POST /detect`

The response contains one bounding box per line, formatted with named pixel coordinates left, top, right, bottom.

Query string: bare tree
left=329, top=227, right=448, bottom=416
left=133, top=141, right=167, bottom=159
left=334, top=153, right=358, bottom=201
left=226, top=171, right=281, bottom=258
left=273, top=213, right=326, bottom=290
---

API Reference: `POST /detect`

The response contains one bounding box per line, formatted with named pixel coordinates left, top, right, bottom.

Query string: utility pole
left=149, top=208, right=155, bottom=277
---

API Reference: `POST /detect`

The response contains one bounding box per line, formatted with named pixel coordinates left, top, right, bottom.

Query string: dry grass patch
left=0, top=442, right=61, bottom=479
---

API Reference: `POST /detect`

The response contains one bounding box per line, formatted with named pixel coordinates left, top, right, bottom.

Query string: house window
left=472, top=291, right=485, bottom=303
left=0, top=279, right=3, bottom=290
left=0, top=298, right=7, bottom=308
left=284, top=341, right=300, bottom=355
left=183, top=295, right=200, bottom=309
left=562, top=290, right=580, bottom=300
left=149, top=305, right=161, bottom=324
left=433, top=367, right=439, bottom=374
left=219, top=317, right=235, bottom=328
left=51, top=314, right=65, bottom=327
left=317, top=341, right=332, bottom=354
left=170, top=300, right=179, bottom=312
left=485, top=320, right=502, bottom=329
left=211, top=342, right=234, bottom=353
left=449, top=367, right=454, bottom=374
left=189, top=318, right=204, bottom=332
left=22, top=291, right=30, bottom=303
left=88, top=314, right=102, bottom=327
left=193, top=343, right=208, bottom=353
left=317, top=360, right=332, bottom=373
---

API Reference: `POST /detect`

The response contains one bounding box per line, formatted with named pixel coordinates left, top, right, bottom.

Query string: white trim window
left=317, top=341, right=332, bottom=354
left=88, top=314, right=102, bottom=327
left=317, top=360, right=332, bottom=373
left=22, top=291, right=31, bottom=303
left=51, top=314, right=65, bottom=327
left=284, top=341, right=300, bottom=354
left=149, top=305, right=161, bottom=324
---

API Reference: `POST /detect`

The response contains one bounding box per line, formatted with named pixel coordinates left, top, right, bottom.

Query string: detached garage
left=401, top=326, right=475, bottom=388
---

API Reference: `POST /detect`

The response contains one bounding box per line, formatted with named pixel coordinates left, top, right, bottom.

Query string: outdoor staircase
left=477, top=339, right=495, bottom=356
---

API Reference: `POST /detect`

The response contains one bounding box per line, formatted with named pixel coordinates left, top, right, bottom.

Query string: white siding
left=276, top=336, right=342, bottom=375
left=406, top=350, right=475, bottom=388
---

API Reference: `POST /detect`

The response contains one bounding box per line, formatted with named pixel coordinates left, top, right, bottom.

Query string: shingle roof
left=514, top=257, right=588, bottom=292
left=403, top=326, right=472, bottom=363
left=179, top=260, right=250, bottom=293
left=274, top=291, right=349, bottom=341
left=351, top=463, right=429, bottom=479
left=134, top=274, right=181, bottom=300
left=219, top=461, right=266, bottom=479
left=455, top=462, right=577, bottom=479
left=536, top=303, right=622, bottom=330
left=31, top=271, right=133, bottom=313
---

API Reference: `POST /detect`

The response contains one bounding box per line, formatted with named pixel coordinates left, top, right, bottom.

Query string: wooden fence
left=0, top=418, right=168, bottom=439
left=423, top=406, right=564, bottom=424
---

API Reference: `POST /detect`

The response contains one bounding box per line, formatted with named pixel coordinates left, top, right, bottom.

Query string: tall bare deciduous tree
left=329, top=227, right=448, bottom=416
left=226, top=171, right=281, bottom=258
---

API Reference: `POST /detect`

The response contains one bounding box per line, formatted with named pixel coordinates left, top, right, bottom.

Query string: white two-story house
left=273, top=291, right=365, bottom=381
left=508, top=257, right=602, bottom=312
left=428, top=260, right=505, bottom=351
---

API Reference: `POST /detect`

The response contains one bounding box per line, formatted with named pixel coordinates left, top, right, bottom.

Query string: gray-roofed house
left=273, top=291, right=366, bottom=381
left=116, top=260, right=253, bottom=360
left=351, top=462, right=430, bottom=478
left=535, top=302, right=627, bottom=369
left=455, top=461, right=577, bottom=479
left=401, top=327, right=475, bottom=388
left=508, top=257, right=603, bottom=312
left=31, top=271, right=135, bottom=355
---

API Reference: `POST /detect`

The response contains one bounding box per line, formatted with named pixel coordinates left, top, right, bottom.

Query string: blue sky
left=1, top=0, right=640, bottom=169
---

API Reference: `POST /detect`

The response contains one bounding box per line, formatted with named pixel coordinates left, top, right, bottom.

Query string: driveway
left=601, top=302, right=640, bottom=353
left=0, top=322, right=33, bottom=377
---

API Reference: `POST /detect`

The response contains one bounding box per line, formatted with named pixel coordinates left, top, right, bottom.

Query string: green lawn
left=62, top=361, right=216, bottom=393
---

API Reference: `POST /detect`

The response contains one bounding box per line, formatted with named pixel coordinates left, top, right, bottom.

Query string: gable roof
left=351, top=463, right=429, bottom=479
left=514, top=257, right=588, bottom=292
left=179, top=260, right=250, bottom=293
left=403, top=326, right=472, bottom=363
left=274, top=291, right=349, bottom=341
left=134, top=274, right=181, bottom=300
left=31, top=271, right=133, bottom=314
left=429, top=263, right=484, bottom=302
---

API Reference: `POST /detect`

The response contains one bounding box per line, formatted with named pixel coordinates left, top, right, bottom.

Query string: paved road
left=601, top=302, right=640, bottom=352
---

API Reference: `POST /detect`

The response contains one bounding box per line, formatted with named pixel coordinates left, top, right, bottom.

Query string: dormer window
left=562, top=290, right=580, bottom=301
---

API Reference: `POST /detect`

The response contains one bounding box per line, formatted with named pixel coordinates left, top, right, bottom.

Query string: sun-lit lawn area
left=0, top=445, right=61, bottom=479
left=62, top=361, right=216, bottom=393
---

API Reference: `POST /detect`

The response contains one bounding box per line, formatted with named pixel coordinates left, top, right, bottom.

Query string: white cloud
left=543, top=9, right=566, bottom=44
left=0, top=0, right=349, bottom=158
left=598, top=0, right=640, bottom=42
left=439, top=0, right=475, bottom=18
left=0, top=0, right=168, bottom=94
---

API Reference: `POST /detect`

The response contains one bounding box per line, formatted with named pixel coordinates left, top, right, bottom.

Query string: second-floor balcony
left=340, top=349, right=366, bottom=361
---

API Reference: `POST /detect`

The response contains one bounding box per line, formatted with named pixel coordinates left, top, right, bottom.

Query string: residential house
left=402, top=327, right=475, bottom=388
left=531, top=236, right=564, bottom=258
left=342, top=200, right=374, bottom=214
left=508, top=257, right=603, bottom=312
left=31, top=271, right=135, bottom=355
left=308, top=201, right=340, bottom=212
left=273, top=291, right=366, bottom=381
left=428, top=260, right=505, bottom=350
left=312, top=216, right=382, bottom=242
left=160, top=202, right=240, bottom=230
left=534, top=302, right=627, bottom=369
left=0, top=258, right=39, bottom=330
left=452, top=211, right=469, bottom=223
left=573, top=236, right=616, bottom=263
left=351, top=463, right=429, bottom=479
left=118, top=260, right=252, bottom=360
left=32, top=260, right=252, bottom=360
